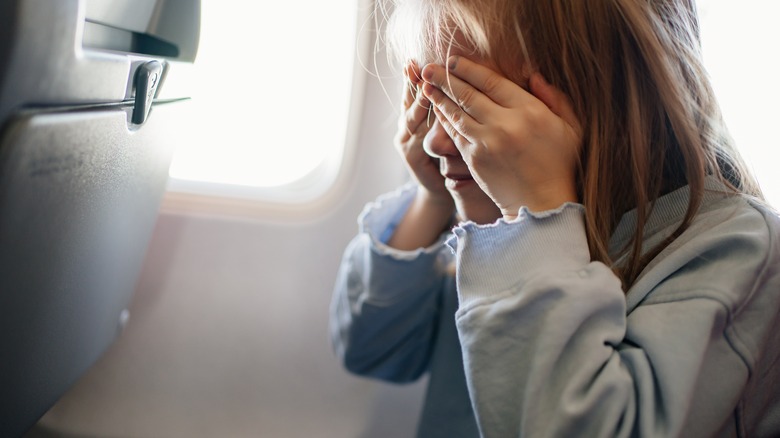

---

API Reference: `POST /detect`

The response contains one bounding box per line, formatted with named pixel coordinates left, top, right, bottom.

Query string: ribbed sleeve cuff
left=358, top=183, right=449, bottom=261
left=446, top=203, right=590, bottom=306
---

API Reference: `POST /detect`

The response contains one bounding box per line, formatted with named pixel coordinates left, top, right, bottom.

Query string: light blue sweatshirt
left=330, top=178, right=780, bottom=437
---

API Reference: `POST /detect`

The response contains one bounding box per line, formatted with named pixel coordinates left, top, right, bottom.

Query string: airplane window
left=698, top=0, right=780, bottom=207
left=166, top=0, right=779, bottom=209
left=166, top=0, right=361, bottom=203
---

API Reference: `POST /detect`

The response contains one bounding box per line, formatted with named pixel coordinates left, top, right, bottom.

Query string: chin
left=452, top=191, right=501, bottom=225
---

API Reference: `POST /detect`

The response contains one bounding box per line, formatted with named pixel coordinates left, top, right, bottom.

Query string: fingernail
left=448, top=56, right=459, bottom=71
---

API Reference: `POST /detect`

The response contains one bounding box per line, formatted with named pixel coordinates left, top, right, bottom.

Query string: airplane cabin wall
left=28, top=37, right=426, bottom=438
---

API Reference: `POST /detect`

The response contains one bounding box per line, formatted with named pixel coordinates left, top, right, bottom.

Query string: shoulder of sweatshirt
left=627, top=195, right=778, bottom=310
left=626, top=195, right=780, bottom=364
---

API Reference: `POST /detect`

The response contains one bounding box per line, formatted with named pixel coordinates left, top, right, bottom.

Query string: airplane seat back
left=0, top=0, right=199, bottom=436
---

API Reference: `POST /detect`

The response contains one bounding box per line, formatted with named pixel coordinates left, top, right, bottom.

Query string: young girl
left=331, top=0, right=780, bottom=436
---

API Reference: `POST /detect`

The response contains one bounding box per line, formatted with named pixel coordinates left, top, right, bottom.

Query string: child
left=331, top=0, right=780, bottom=436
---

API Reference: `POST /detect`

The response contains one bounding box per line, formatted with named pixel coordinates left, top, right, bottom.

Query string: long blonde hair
left=380, top=0, right=763, bottom=288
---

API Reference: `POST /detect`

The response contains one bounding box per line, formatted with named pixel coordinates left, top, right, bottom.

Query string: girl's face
left=423, top=102, right=501, bottom=225
left=420, top=39, right=503, bottom=224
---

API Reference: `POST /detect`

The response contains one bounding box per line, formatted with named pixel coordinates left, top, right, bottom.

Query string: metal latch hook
left=132, top=61, right=163, bottom=125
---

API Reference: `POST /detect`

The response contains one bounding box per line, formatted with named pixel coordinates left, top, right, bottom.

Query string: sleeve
left=330, top=185, right=452, bottom=383
left=447, top=203, right=759, bottom=437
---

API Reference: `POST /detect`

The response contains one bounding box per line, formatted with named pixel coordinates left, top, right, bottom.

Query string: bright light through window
left=168, top=1, right=358, bottom=190
left=698, top=0, right=780, bottom=207
left=169, top=1, right=779, bottom=208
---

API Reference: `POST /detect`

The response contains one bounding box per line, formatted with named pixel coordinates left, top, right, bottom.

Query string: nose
left=423, top=119, right=459, bottom=159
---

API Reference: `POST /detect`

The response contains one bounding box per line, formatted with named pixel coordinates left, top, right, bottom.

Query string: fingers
left=399, top=61, right=433, bottom=142
left=422, top=82, right=475, bottom=146
left=529, top=73, right=582, bottom=136
left=420, top=58, right=495, bottom=144
left=428, top=56, right=528, bottom=109
left=397, top=96, right=431, bottom=146
left=403, top=90, right=432, bottom=135
left=402, top=62, right=423, bottom=108
left=421, top=62, right=494, bottom=123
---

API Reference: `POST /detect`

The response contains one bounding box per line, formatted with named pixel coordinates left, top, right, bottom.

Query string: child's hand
left=395, top=62, right=454, bottom=210
left=421, top=57, right=582, bottom=218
